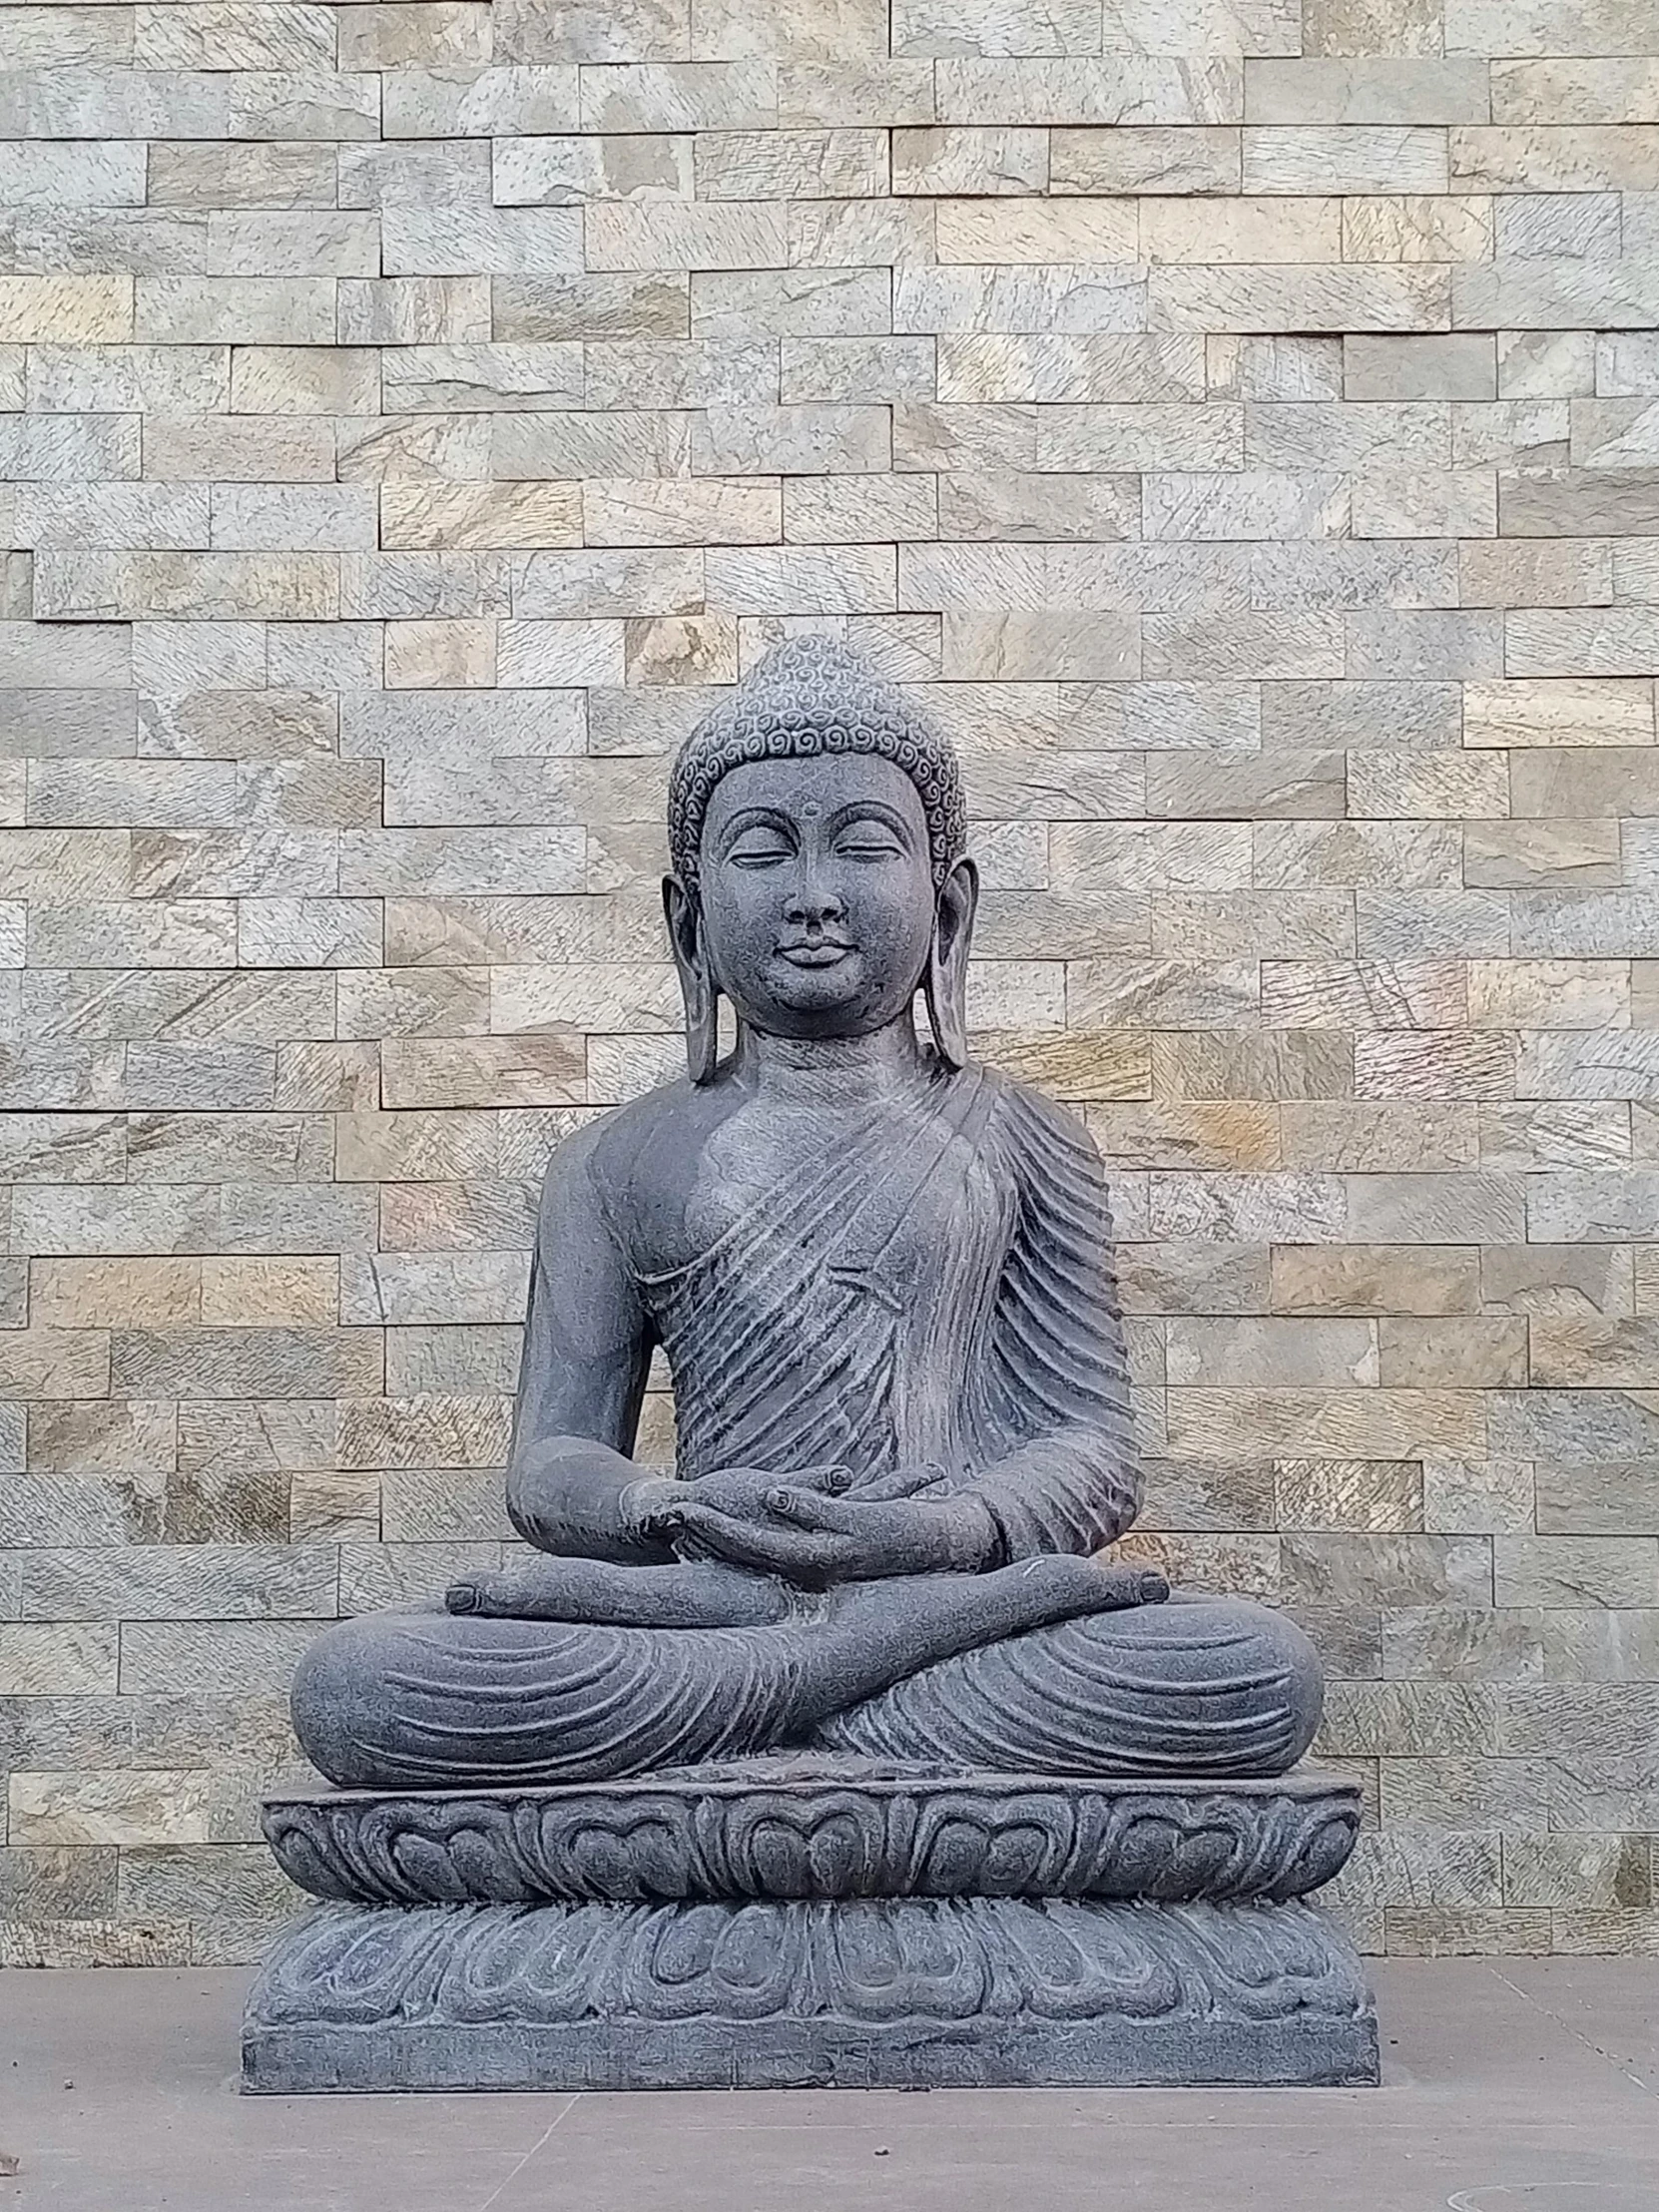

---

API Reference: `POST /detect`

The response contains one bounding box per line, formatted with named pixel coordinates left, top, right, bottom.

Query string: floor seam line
left=473, top=2092, right=581, bottom=2211
left=1487, top=1966, right=1657, bottom=2102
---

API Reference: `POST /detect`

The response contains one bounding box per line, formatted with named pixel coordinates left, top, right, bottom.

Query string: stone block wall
left=3, top=0, right=1659, bottom=1964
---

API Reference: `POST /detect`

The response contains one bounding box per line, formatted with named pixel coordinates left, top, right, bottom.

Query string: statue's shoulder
left=975, top=1061, right=1104, bottom=1172
left=537, top=1076, right=704, bottom=1193
left=546, top=1071, right=739, bottom=1230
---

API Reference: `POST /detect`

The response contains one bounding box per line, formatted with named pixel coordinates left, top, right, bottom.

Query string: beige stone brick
left=1491, top=60, right=1659, bottom=127
left=583, top=476, right=781, bottom=545
left=380, top=1035, right=586, bottom=1107
left=384, top=619, right=498, bottom=689
left=342, top=1, right=493, bottom=66
left=1495, top=1538, right=1658, bottom=1610
left=10, top=1770, right=262, bottom=1849
left=1149, top=263, right=1448, bottom=333
left=1349, top=752, right=1509, bottom=819
left=1169, top=1318, right=1380, bottom=1387
left=777, top=59, right=933, bottom=127
left=942, top=613, right=1138, bottom=683
left=135, top=2, right=339, bottom=68
left=696, top=0, right=887, bottom=63
left=1248, top=60, right=1490, bottom=125
left=199, top=1259, right=338, bottom=1329
left=933, top=58, right=1242, bottom=126
left=1052, top=126, right=1241, bottom=195
left=1272, top=1245, right=1482, bottom=1318
left=1463, top=820, right=1621, bottom=889
left=1167, top=1388, right=1485, bottom=1461
left=893, top=127, right=1048, bottom=197
left=1142, top=196, right=1341, bottom=265
left=936, top=199, right=1137, bottom=265
left=585, top=201, right=786, bottom=270
left=1276, top=1457, right=1423, bottom=1532
left=981, top=1031, right=1152, bottom=1100
left=1379, top=1318, right=1529, bottom=1388
left=0, top=1623, right=121, bottom=1696
left=1468, top=960, right=1630, bottom=1031
left=1341, top=195, right=1493, bottom=264
left=1281, top=1103, right=1478, bottom=1173
left=1244, top=127, right=1449, bottom=196
left=624, top=611, right=742, bottom=681
left=380, top=482, right=583, bottom=551
left=1451, top=127, right=1659, bottom=195
left=694, top=128, right=887, bottom=199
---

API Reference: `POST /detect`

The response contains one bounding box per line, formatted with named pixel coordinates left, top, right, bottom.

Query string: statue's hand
left=632, top=1462, right=853, bottom=1547
left=771, top=1489, right=998, bottom=1576
left=664, top=1488, right=997, bottom=1582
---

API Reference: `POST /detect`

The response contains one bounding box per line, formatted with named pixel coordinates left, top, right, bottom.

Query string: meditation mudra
left=292, top=639, right=1322, bottom=1791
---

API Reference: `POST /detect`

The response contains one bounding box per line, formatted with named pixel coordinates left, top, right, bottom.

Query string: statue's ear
left=664, top=874, right=720, bottom=1085
left=924, top=855, right=978, bottom=1071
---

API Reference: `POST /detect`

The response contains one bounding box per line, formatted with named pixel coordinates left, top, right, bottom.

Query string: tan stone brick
left=1273, top=1245, right=1482, bottom=1317
left=384, top=619, right=498, bottom=689
left=1166, top=1387, right=1485, bottom=1461
left=1463, top=679, right=1654, bottom=750
left=1467, top=960, right=1631, bottom=1031
left=1275, top=1458, right=1424, bottom=1532
left=1085, top=1102, right=1280, bottom=1171
left=0, top=1623, right=120, bottom=1696
left=31, top=1259, right=200, bottom=1331
left=981, top=1031, right=1152, bottom=1100
left=1379, top=1318, right=1529, bottom=1388
left=1143, top=196, right=1341, bottom=264
left=199, top=1260, right=338, bottom=1329
left=380, top=482, right=583, bottom=551
left=936, top=198, right=1137, bottom=264
left=9, top=1771, right=258, bottom=1849
left=1341, top=194, right=1493, bottom=263
left=0, top=276, right=133, bottom=343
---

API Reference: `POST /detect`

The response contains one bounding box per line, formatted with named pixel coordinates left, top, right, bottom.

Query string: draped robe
left=622, top=1064, right=1141, bottom=1559
left=291, top=1065, right=1322, bottom=1790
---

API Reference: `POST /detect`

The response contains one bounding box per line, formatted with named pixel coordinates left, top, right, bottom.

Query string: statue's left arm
left=954, top=1084, right=1142, bottom=1562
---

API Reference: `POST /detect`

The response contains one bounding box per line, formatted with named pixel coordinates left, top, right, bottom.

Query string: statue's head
left=664, top=638, right=977, bottom=1083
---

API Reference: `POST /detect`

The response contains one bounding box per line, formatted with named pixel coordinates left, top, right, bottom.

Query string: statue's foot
left=445, top=1557, right=791, bottom=1628
left=827, top=1554, right=1165, bottom=1647
left=778, top=1554, right=1168, bottom=1730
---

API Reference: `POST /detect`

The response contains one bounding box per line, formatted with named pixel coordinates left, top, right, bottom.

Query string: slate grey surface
left=242, top=1894, right=1380, bottom=2092
left=262, top=1762, right=1365, bottom=1906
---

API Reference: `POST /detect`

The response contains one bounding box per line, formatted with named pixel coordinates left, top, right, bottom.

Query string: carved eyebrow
left=828, top=803, right=917, bottom=840
left=716, top=808, right=796, bottom=851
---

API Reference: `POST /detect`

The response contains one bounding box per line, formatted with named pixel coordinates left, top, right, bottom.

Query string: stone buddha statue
left=291, top=638, right=1322, bottom=1793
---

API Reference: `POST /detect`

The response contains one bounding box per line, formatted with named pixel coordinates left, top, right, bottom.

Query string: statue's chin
left=753, top=955, right=869, bottom=1020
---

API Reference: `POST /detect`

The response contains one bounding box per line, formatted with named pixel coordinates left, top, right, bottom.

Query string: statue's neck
left=734, top=1015, right=929, bottom=1108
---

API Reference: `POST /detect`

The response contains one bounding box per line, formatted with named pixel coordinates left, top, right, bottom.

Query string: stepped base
left=242, top=1894, right=1380, bottom=2092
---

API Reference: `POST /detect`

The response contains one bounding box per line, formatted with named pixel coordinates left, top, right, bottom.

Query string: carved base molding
left=261, top=1761, right=1366, bottom=1907
left=242, top=1893, right=1381, bottom=2092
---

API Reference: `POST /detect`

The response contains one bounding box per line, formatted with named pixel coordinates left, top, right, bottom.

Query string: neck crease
left=735, top=1014, right=928, bottom=1104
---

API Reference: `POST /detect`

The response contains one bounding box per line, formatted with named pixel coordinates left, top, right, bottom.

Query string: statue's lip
left=776, top=941, right=852, bottom=965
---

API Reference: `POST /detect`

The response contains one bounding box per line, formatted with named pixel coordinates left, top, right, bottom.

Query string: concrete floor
left=0, top=1960, right=1655, bottom=2211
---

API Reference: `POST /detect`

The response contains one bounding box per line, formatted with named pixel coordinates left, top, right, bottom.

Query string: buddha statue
left=290, top=638, right=1323, bottom=1793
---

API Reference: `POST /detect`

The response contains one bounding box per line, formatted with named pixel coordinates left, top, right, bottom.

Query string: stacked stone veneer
left=2, top=0, right=1658, bottom=1967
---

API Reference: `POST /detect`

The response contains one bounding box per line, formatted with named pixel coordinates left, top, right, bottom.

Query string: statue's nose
left=784, top=873, right=845, bottom=924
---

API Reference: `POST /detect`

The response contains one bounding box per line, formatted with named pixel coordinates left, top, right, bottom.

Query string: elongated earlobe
left=924, top=855, right=978, bottom=1072
left=664, top=875, right=720, bottom=1085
